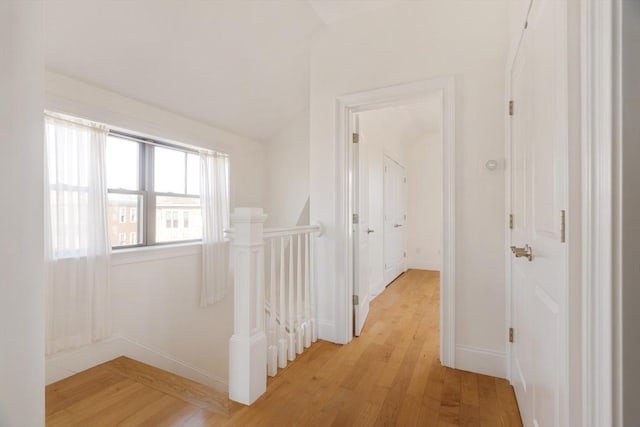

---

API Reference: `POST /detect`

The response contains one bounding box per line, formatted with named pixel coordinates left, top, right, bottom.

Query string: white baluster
left=304, top=233, right=312, bottom=348
left=267, top=238, right=277, bottom=377
left=287, top=235, right=296, bottom=361
left=296, top=234, right=304, bottom=354
left=278, top=236, right=287, bottom=368
left=310, top=232, right=317, bottom=342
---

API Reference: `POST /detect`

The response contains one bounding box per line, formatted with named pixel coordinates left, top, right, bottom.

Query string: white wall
left=44, top=72, right=266, bottom=389
left=310, top=0, right=509, bottom=376
left=406, top=132, right=442, bottom=272
left=0, top=3, right=45, bottom=426
left=264, top=110, right=310, bottom=227
left=621, top=1, right=640, bottom=424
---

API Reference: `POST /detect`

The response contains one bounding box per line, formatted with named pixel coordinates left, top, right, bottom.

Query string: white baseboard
left=407, top=258, right=441, bottom=271
left=317, top=320, right=337, bottom=343
left=370, top=279, right=385, bottom=300
left=455, top=345, right=507, bottom=379
left=46, top=335, right=228, bottom=391
left=46, top=336, right=124, bottom=385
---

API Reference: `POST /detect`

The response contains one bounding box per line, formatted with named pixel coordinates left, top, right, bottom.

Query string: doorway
left=336, top=78, right=456, bottom=367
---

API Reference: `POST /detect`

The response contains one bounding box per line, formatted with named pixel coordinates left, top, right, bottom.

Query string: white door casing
left=352, top=119, right=371, bottom=336
left=383, top=155, right=407, bottom=286
left=508, top=0, right=569, bottom=426
left=336, top=78, right=455, bottom=367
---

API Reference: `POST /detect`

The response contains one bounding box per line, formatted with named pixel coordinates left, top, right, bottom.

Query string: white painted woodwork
left=508, top=0, right=569, bottom=425
left=0, top=3, right=45, bottom=426
left=577, top=1, right=615, bottom=426
left=263, top=225, right=321, bottom=375
left=383, top=155, right=407, bottom=286
left=334, top=77, right=457, bottom=368
left=352, top=126, right=371, bottom=336
left=228, top=208, right=321, bottom=404
left=228, top=208, right=268, bottom=405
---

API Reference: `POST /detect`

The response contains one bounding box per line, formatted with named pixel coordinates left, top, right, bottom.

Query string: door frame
left=335, top=77, right=456, bottom=367
left=504, top=0, right=618, bottom=425
left=581, top=0, right=618, bottom=425
left=505, top=1, right=574, bottom=425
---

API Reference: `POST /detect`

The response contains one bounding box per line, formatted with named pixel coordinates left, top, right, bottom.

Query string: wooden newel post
left=228, top=207, right=268, bottom=405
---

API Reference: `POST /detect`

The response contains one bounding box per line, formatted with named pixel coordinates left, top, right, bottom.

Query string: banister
left=225, top=223, right=323, bottom=240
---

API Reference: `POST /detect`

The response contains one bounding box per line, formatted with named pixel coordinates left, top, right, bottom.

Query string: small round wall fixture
left=485, top=159, right=498, bottom=171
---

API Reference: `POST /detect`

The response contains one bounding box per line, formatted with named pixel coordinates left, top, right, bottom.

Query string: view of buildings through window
left=106, top=134, right=204, bottom=248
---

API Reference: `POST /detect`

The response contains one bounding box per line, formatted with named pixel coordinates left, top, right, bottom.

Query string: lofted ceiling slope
left=44, top=1, right=403, bottom=142
left=358, top=94, right=443, bottom=145
left=45, top=1, right=325, bottom=141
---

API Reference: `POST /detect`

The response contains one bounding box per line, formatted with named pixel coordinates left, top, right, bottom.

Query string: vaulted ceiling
left=358, top=95, right=443, bottom=145
left=44, top=1, right=397, bottom=141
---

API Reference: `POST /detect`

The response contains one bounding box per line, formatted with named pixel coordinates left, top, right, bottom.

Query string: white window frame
left=107, top=130, right=206, bottom=250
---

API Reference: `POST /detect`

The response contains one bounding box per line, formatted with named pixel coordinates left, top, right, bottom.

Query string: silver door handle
left=510, top=244, right=533, bottom=262
left=394, top=224, right=402, bottom=228
left=367, top=229, right=375, bottom=234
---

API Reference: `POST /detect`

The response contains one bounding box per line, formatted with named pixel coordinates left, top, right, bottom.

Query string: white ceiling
left=358, top=94, right=443, bottom=144
left=44, top=1, right=324, bottom=142
left=44, top=1, right=402, bottom=142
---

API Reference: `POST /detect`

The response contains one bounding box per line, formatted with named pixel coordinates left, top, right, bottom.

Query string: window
left=118, top=232, right=126, bottom=246
left=106, top=132, right=210, bottom=248
left=172, top=211, right=179, bottom=229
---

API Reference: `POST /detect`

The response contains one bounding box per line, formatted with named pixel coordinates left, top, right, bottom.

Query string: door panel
left=509, top=0, right=568, bottom=426
left=353, top=126, right=370, bottom=336
left=383, top=155, right=406, bottom=286
left=510, top=25, right=533, bottom=425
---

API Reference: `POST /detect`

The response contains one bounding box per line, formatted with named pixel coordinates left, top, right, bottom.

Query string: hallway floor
left=46, top=269, right=522, bottom=426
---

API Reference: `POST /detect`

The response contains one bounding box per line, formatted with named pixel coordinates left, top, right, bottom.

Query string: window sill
left=111, top=242, right=202, bottom=266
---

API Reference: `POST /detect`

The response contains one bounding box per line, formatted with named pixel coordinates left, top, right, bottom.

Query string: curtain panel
left=44, top=115, right=111, bottom=355
left=199, top=151, right=231, bottom=306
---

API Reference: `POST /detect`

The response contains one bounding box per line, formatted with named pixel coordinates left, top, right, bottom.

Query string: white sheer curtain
left=44, top=115, right=111, bottom=355
left=200, top=151, right=231, bottom=306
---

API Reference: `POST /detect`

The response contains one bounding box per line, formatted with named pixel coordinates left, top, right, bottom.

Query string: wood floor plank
left=45, top=270, right=523, bottom=427
left=104, top=356, right=239, bottom=417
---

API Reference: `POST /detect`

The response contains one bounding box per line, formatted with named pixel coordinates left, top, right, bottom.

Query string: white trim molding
left=455, top=345, right=507, bottom=379
left=334, top=77, right=456, bottom=367
left=45, top=335, right=228, bottom=391
left=581, top=0, right=616, bottom=425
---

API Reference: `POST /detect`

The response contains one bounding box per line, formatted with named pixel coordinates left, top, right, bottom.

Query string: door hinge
left=353, top=295, right=359, bottom=305
left=352, top=133, right=359, bottom=144
left=352, top=213, right=359, bottom=224
left=403, top=177, right=407, bottom=183
left=509, top=100, right=514, bottom=116
left=403, top=251, right=406, bottom=258
left=509, top=327, right=514, bottom=343
left=560, top=210, right=566, bottom=243
left=509, top=213, right=514, bottom=230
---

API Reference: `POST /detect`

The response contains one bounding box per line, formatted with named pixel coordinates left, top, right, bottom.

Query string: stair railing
left=225, top=208, right=322, bottom=405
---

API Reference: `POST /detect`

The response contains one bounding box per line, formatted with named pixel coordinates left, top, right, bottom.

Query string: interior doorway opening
left=337, top=77, right=456, bottom=367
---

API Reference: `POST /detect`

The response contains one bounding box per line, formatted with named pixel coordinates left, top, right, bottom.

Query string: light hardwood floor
left=46, top=269, right=522, bottom=426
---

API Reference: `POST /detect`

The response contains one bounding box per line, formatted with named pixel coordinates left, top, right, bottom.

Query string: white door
left=352, top=125, right=371, bottom=336
left=383, top=155, right=406, bottom=286
left=509, top=0, right=568, bottom=426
